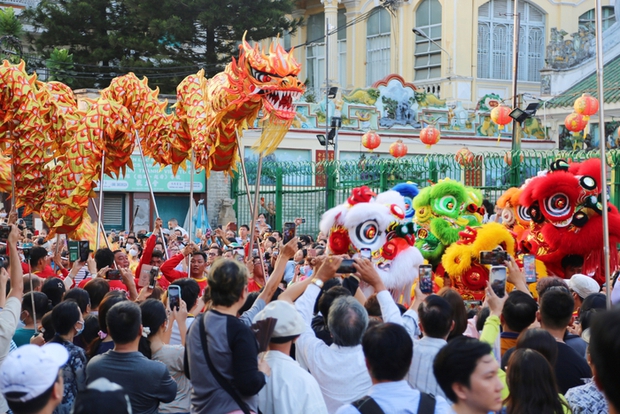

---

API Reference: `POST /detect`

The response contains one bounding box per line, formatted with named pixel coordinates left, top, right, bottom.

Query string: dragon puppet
left=519, top=158, right=620, bottom=283
left=320, top=186, right=424, bottom=302
left=412, top=179, right=472, bottom=266
left=196, top=34, right=305, bottom=174
left=497, top=186, right=531, bottom=244
left=0, top=35, right=304, bottom=240
left=391, top=182, right=419, bottom=222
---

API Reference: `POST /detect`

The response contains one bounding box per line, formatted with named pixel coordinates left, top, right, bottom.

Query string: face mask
left=0, top=213, right=6, bottom=218
left=75, top=321, right=84, bottom=337
left=129, top=249, right=138, bottom=257
left=125, top=243, right=133, bottom=250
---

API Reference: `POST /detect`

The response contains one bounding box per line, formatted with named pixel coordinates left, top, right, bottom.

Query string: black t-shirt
left=502, top=341, right=592, bottom=394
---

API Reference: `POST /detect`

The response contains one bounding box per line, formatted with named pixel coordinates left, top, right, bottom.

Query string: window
left=414, top=0, right=442, bottom=80
left=338, top=8, right=347, bottom=88
left=366, top=8, right=391, bottom=86
left=306, top=13, right=325, bottom=97
left=579, top=7, right=616, bottom=31
left=477, top=0, right=545, bottom=82
left=103, top=195, right=125, bottom=231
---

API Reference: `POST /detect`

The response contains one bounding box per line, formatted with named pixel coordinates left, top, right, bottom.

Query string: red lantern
left=564, top=112, right=588, bottom=133
left=504, top=152, right=525, bottom=166
left=362, top=130, right=381, bottom=151
left=491, top=105, right=512, bottom=126
left=455, top=147, right=474, bottom=166
left=420, top=126, right=440, bottom=149
left=389, top=140, right=408, bottom=158
left=574, top=93, right=599, bottom=117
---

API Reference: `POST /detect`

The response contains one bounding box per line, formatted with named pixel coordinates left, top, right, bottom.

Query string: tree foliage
left=0, top=7, right=24, bottom=37
left=47, top=48, right=75, bottom=85
left=20, top=0, right=301, bottom=92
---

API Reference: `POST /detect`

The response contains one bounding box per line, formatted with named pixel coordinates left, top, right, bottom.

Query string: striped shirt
left=407, top=336, right=448, bottom=400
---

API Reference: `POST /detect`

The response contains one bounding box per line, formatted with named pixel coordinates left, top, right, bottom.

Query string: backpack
left=352, top=391, right=436, bottom=414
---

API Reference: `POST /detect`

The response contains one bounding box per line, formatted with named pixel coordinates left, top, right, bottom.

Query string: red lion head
left=519, top=158, right=620, bottom=282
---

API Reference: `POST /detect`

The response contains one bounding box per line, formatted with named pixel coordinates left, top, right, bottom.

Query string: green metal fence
left=232, top=149, right=620, bottom=237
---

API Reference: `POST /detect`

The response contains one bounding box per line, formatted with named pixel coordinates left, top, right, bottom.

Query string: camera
left=0, top=225, right=11, bottom=242
left=0, top=255, right=9, bottom=270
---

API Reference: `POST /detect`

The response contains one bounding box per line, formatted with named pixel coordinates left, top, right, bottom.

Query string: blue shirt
left=334, top=380, right=453, bottom=414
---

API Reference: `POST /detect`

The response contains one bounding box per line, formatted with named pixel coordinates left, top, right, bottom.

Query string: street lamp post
left=412, top=28, right=453, bottom=76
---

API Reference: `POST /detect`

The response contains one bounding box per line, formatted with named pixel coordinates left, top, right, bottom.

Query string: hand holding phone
left=336, top=258, right=356, bottom=274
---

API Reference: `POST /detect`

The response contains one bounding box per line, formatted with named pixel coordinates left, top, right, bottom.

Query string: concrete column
left=322, top=0, right=340, bottom=88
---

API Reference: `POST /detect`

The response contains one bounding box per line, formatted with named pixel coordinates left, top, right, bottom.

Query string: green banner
left=96, top=155, right=205, bottom=193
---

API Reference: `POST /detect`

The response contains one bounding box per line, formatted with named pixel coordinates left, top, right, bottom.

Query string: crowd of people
left=0, top=209, right=619, bottom=414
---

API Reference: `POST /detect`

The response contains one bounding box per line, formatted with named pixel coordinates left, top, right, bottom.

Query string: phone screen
left=490, top=265, right=507, bottom=298
left=149, top=266, right=159, bottom=289
left=419, top=265, right=433, bottom=294
left=523, top=254, right=537, bottom=284
left=168, top=286, right=181, bottom=310
left=360, top=248, right=371, bottom=259
left=283, top=222, right=296, bottom=244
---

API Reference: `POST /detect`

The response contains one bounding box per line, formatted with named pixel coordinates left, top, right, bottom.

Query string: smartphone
left=20, top=242, right=33, bottom=261
left=252, top=248, right=258, bottom=256
left=308, top=248, right=317, bottom=258
left=0, top=225, right=10, bottom=242
left=522, top=254, right=537, bottom=283
left=177, top=236, right=184, bottom=243
left=336, top=258, right=356, bottom=274
left=79, top=241, right=90, bottom=262
left=149, top=266, right=159, bottom=289
left=106, top=269, right=121, bottom=280
left=360, top=248, right=371, bottom=259
left=168, top=285, right=181, bottom=310
left=490, top=265, right=507, bottom=298
left=419, top=264, right=433, bottom=294
left=283, top=222, right=296, bottom=244
left=480, top=250, right=509, bottom=265
left=273, top=249, right=279, bottom=256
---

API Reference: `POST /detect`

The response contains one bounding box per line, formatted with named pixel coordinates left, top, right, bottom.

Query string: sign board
left=95, top=155, right=205, bottom=193
left=315, top=150, right=334, bottom=187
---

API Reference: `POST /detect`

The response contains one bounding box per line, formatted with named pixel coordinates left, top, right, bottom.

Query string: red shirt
left=135, top=234, right=157, bottom=289
left=161, top=253, right=207, bottom=295
left=78, top=277, right=129, bottom=294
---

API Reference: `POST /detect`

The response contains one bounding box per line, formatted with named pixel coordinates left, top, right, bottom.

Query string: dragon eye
left=355, top=220, right=380, bottom=245
left=255, top=72, right=271, bottom=82
left=580, top=176, right=597, bottom=191
left=440, top=196, right=457, bottom=212
left=545, top=193, right=571, bottom=217
left=517, top=205, right=531, bottom=222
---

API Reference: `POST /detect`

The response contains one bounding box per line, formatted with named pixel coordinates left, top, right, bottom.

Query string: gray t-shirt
left=152, top=345, right=191, bottom=414
left=86, top=351, right=177, bottom=414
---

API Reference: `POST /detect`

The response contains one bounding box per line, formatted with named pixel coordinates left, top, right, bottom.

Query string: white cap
left=253, top=301, right=306, bottom=338
left=568, top=274, right=600, bottom=299
left=0, top=343, right=69, bottom=402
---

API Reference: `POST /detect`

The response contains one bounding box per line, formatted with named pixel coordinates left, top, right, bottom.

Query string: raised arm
left=7, top=225, right=23, bottom=300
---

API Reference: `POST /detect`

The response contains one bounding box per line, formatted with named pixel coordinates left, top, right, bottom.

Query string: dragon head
left=239, top=34, right=305, bottom=122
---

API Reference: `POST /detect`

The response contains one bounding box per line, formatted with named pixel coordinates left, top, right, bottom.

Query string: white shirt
left=295, top=284, right=403, bottom=413
left=0, top=297, right=21, bottom=413
left=407, top=336, right=448, bottom=400
left=335, top=380, right=453, bottom=414
left=170, top=316, right=194, bottom=346
left=258, top=350, right=328, bottom=414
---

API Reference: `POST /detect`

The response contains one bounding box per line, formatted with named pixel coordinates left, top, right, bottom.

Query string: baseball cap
left=72, top=378, right=132, bottom=414
left=253, top=300, right=305, bottom=338
left=0, top=343, right=68, bottom=402
left=568, top=274, right=600, bottom=299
